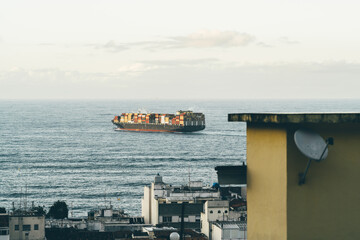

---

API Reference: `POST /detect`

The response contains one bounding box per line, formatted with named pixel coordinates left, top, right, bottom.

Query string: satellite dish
left=294, top=129, right=334, bottom=185
left=170, top=232, right=180, bottom=240
left=294, top=129, right=328, bottom=161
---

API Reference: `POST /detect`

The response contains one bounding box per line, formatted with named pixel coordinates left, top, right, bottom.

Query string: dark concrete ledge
left=228, top=113, right=360, bottom=124
left=215, top=165, right=247, bottom=185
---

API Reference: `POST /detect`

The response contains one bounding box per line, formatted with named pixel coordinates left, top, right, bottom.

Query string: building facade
left=211, top=222, right=247, bottom=240
left=200, top=200, right=229, bottom=239
left=229, top=113, right=360, bottom=240
left=142, top=174, right=220, bottom=230
left=200, top=200, right=246, bottom=240
left=0, top=213, right=10, bottom=240
left=9, top=215, right=45, bottom=240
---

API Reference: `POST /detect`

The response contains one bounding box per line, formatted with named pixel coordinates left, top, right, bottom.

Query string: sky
left=1, top=0, right=360, bottom=99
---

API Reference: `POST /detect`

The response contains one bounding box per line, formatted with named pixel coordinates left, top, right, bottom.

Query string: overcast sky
left=1, top=0, right=360, bottom=99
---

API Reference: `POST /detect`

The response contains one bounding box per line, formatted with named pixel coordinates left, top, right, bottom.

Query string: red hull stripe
left=116, top=128, right=176, bottom=132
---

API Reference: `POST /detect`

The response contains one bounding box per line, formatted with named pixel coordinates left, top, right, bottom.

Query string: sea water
left=0, top=99, right=359, bottom=216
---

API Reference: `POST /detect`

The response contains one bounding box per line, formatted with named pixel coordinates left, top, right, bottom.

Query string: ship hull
left=112, top=122, right=205, bottom=132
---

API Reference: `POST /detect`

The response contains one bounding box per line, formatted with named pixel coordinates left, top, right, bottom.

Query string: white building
left=200, top=200, right=246, bottom=240
left=142, top=174, right=220, bottom=230
left=46, top=206, right=149, bottom=233
left=212, top=222, right=247, bottom=240
left=0, top=227, right=9, bottom=240
left=9, top=214, right=45, bottom=240
left=200, top=200, right=229, bottom=239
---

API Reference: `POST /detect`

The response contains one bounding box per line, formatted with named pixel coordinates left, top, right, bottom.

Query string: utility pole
left=180, top=202, right=186, bottom=240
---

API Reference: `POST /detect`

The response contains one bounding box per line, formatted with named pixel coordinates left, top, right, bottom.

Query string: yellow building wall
left=246, top=125, right=287, bottom=240
left=286, top=124, right=360, bottom=240
left=246, top=123, right=360, bottom=240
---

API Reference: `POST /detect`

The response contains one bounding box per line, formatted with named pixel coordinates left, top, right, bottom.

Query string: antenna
left=20, top=187, right=22, bottom=211
left=104, top=189, right=107, bottom=208
left=25, top=184, right=27, bottom=211
left=71, top=202, right=74, bottom=218
left=188, top=167, right=191, bottom=186
left=294, top=129, right=334, bottom=185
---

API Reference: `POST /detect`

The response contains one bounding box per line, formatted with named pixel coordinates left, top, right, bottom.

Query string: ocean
left=0, top=99, right=359, bottom=216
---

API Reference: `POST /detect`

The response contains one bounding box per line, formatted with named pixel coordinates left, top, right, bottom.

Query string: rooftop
left=213, top=221, right=247, bottom=229
left=228, top=113, right=360, bottom=124
left=207, top=200, right=229, bottom=208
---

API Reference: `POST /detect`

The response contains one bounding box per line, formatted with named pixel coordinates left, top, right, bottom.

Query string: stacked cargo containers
left=149, top=114, right=156, bottom=123
left=160, top=115, right=165, bottom=124
left=180, top=113, right=185, bottom=126
left=113, top=111, right=204, bottom=130
left=142, top=114, right=146, bottom=123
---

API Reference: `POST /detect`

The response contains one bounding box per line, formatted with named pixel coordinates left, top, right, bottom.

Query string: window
left=0, top=230, right=9, bottom=235
left=162, top=216, right=172, bottom=223
left=210, top=210, right=213, bottom=214
left=22, top=225, right=31, bottom=231
left=34, top=224, right=39, bottom=230
left=218, top=210, right=221, bottom=213
left=225, top=210, right=228, bottom=213
left=14, top=225, right=19, bottom=231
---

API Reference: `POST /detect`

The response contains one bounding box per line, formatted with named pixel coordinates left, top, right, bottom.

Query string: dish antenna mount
left=294, top=129, right=334, bottom=185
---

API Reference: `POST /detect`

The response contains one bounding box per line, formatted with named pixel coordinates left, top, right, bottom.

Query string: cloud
left=256, top=41, right=272, bottom=48
left=37, top=43, right=57, bottom=46
left=1, top=61, right=359, bottom=99
left=142, top=58, right=220, bottom=67
left=97, top=40, right=129, bottom=52
left=117, top=63, right=160, bottom=76
left=95, top=30, right=256, bottom=52
left=114, top=59, right=220, bottom=76
left=167, top=30, right=255, bottom=48
left=0, top=68, right=130, bottom=99
left=278, top=37, right=299, bottom=45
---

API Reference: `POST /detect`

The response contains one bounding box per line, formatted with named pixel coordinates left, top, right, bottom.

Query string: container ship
left=112, top=110, right=205, bottom=132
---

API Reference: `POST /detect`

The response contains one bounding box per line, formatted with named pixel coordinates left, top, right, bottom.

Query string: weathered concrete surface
left=228, top=113, right=360, bottom=124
